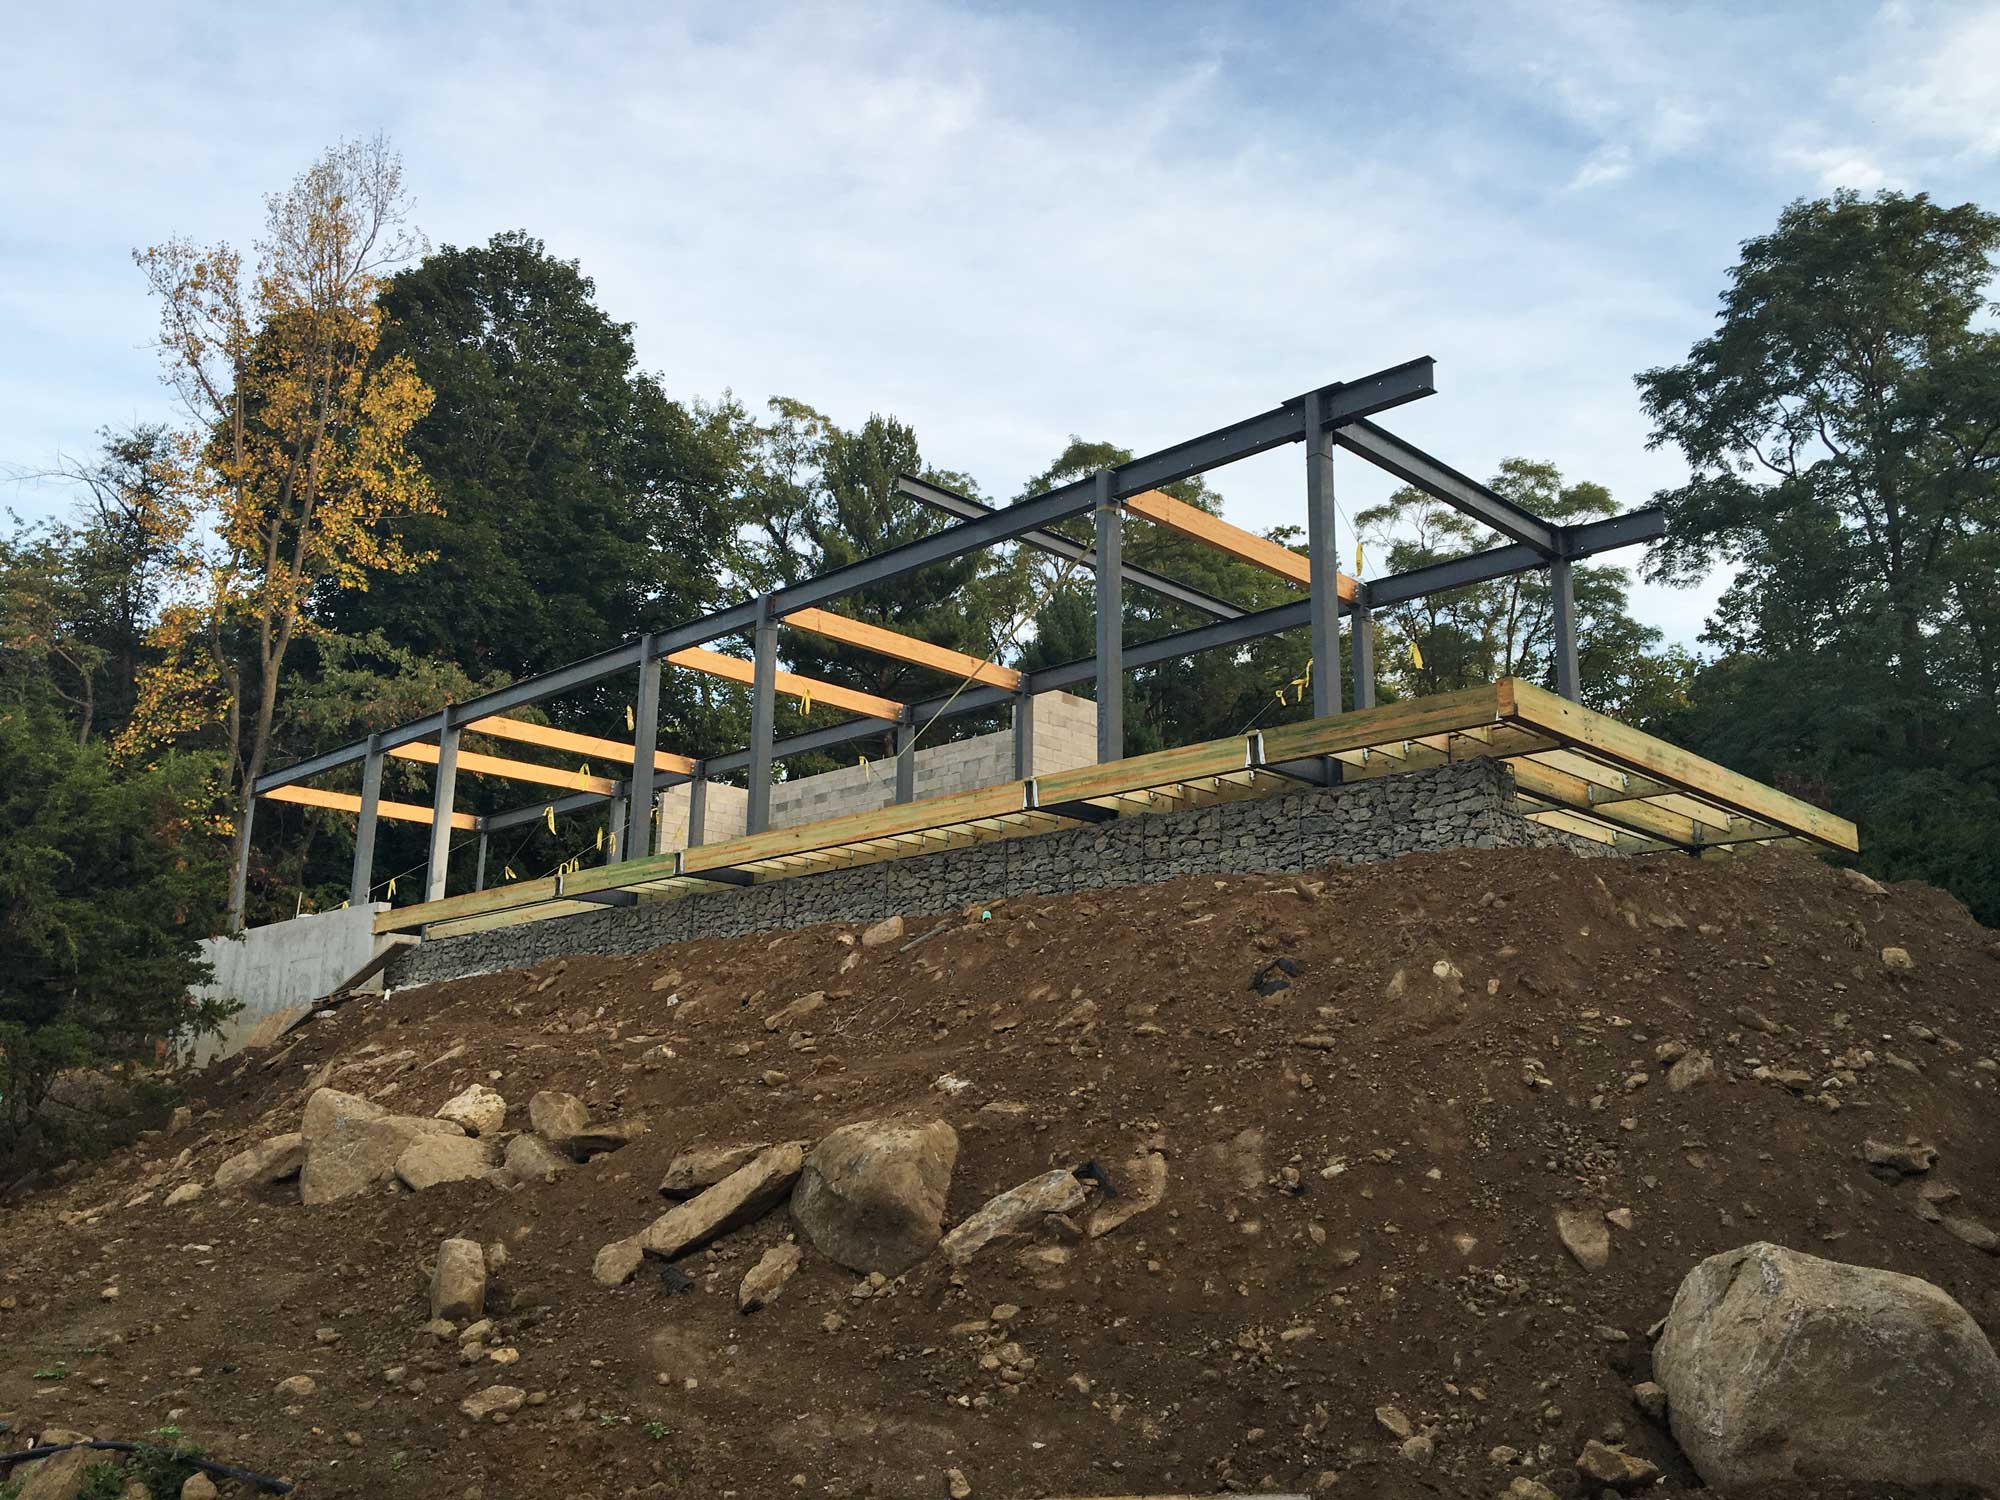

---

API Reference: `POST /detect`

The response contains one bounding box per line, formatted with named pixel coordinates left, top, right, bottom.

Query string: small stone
left=1507, top=1480, right=1559, bottom=1500
left=1881, top=946, right=1914, bottom=970
left=431, top=1236, right=486, bottom=1321
left=1667, top=1051, right=1715, bottom=1092
left=1399, top=1433, right=1434, bottom=1464
left=1605, top=1206, right=1635, bottom=1231
left=860, top=915, right=904, bottom=948
left=593, top=1236, right=645, bottom=1286
left=1631, top=1381, right=1668, bottom=1421
left=181, top=1474, right=219, bottom=1500
left=274, top=1374, right=316, bottom=1399
left=1375, top=1405, right=1413, bottom=1439
left=164, top=1183, right=204, bottom=1207
left=436, top=1084, right=507, bottom=1137
left=945, top=1467, right=972, bottom=1499
left=503, top=1133, right=569, bottom=1185
left=1556, top=1207, right=1611, bottom=1270
left=1733, top=1006, right=1780, bottom=1035
left=738, top=1242, right=803, bottom=1312
left=1576, top=1439, right=1660, bottom=1489
left=459, top=1384, right=526, bottom=1422
left=1862, top=1138, right=1937, bottom=1178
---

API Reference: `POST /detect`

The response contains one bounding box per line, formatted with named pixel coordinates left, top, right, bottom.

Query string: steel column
left=1094, top=471, right=1123, bottom=763
left=349, top=731, right=384, bottom=907
left=625, top=641, right=661, bottom=860
left=748, top=596, right=777, bottom=834
left=1551, top=557, right=1580, bottom=702
left=475, top=830, right=489, bottom=892
left=1352, top=586, right=1376, bottom=711
left=894, top=716, right=916, bottom=804
left=1303, top=388, right=1343, bottom=718
left=1012, top=690, right=1035, bottom=780
left=687, top=767, right=708, bottom=847
left=608, top=795, right=627, bottom=861
left=423, top=719, right=460, bottom=902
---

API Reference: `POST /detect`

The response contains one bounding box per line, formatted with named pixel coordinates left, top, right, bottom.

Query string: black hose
left=0, top=1439, right=294, bottom=1493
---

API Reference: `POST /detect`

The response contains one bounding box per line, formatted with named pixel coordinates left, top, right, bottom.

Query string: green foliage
left=72, top=1436, right=208, bottom=1500
left=1637, top=190, right=2000, bottom=919
left=0, top=694, right=232, bottom=1162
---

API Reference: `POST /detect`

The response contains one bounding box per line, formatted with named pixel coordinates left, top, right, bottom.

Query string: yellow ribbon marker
left=625, top=704, right=635, bottom=731
left=387, top=876, right=398, bottom=897
left=595, top=826, right=604, bottom=852
left=1410, top=641, right=1425, bottom=670
left=576, top=762, right=591, bottom=788
left=799, top=685, right=812, bottom=716
left=543, top=806, right=556, bottom=835
left=1355, top=541, right=1364, bottom=573
left=504, top=864, right=517, bottom=880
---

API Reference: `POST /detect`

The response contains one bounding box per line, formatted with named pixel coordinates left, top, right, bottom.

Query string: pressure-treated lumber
left=467, top=716, right=696, bottom=776
left=779, top=607, right=1022, bottom=691
left=664, top=644, right=904, bottom=721
left=1123, top=489, right=1358, bottom=601
left=1498, top=679, right=1859, bottom=853
left=388, top=741, right=619, bottom=796
left=264, top=784, right=478, bottom=830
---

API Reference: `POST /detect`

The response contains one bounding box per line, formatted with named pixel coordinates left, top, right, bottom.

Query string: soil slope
left=4, top=846, right=1999, bottom=1499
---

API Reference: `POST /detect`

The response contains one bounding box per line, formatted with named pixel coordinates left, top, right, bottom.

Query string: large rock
left=661, top=1141, right=772, bottom=1198
left=1654, top=1241, right=2000, bottom=1492
left=16, top=1427, right=94, bottom=1500
left=395, top=1133, right=497, bottom=1192
left=299, top=1090, right=465, bottom=1205
left=214, top=1132, right=305, bottom=1191
left=431, top=1237, right=486, bottom=1321
left=938, top=1168, right=1088, bottom=1265
left=791, top=1118, right=957, bottom=1275
left=503, top=1133, right=569, bottom=1185
left=738, top=1242, right=803, bottom=1311
left=561, top=1115, right=650, bottom=1162
left=436, top=1084, right=507, bottom=1137
left=640, top=1142, right=805, bottom=1259
left=528, top=1090, right=589, bottom=1146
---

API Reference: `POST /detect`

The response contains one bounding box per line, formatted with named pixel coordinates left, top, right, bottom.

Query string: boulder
left=528, top=1089, right=588, bottom=1141
left=641, top=1142, right=805, bottom=1259
left=1088, top=1152, right=1168, bottom=1239
left=214, top=1132, right=306, bottom=1191
left=938, top=1169, right=1089, bottom=1265
left=1654, top=1241, right=2000, bottom=1492
left=503, top=1133, right=568, bottom=1186
left=181, top=1473, right=220, bottom=1500
left=738, top=1242, right=803, bottom=1311
left=763, top=992, right=825, bottom=1032
left=1666, top=1051, right=1715, bottom=1092
left=163, top=1182, right=205, bottom=1208
left=1862, top=1138, right=1937, bottom=1178
left=561, top=1115, right=650, bottom=1162
left=431, top=1237, right=486, bottom=1321
left=459, top=1385, right=525, bottom=1423
left=593, top=1236, right=644, bottom=1287
left=860, top=915, right=904, bottom=948
left=395, top=1133, right=497, bottom=1192
left=661, top=1141, right=772, bottom=1198
left=791, top=1117, right=958, bottom=1276
left=15, top=1426, right=95, bottom=1500
left=1556, top=1207, right=1610, bottom=1270
left=300, top=1096, right=464, bottom=1206
left=436, top=1084, right=507, bottom=1137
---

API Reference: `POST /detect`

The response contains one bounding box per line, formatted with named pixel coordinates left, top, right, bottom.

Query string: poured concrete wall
left=654, top=691, right=1096, bottom=851
left=191, top=903, right=393, bottom=1063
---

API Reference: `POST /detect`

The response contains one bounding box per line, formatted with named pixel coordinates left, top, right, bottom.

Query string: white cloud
left=1568, top=145, right=1633, bottom=191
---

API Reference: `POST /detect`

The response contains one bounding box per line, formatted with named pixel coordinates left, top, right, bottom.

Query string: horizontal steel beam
left=898, top=475, right=1246, bottom=620
left=258, top=361, right=1434, bottom=795
left=1336, top=419, right=1558, bottom=554
left=1364, top=508, right=1665, bottom=606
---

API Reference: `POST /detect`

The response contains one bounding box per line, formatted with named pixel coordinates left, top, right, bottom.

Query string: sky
left=6, top=0, right=2000, bottom=651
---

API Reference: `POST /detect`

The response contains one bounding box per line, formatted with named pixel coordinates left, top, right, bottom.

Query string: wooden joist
left=389, top=741, right=619, bottom=796
left=779, top=607, right=1022, bottom=692
left=467, top=716, right=697, bottom=776
left=263, top=784, right=477, bottom=830
left=663, top=644, right=903, bottom=722
left=1123, top=488, right=1358, bottom=601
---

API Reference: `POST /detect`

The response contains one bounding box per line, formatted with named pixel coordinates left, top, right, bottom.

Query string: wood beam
left=1123, top=489, right=1358, bottom=602
left=389, top=741, right=619, bottom=796
left=263, top=784, right=477, bottom=830
left=778, top=607, right=1022, bottom=692
left=664, top=644, right=904, bottom=721
left=467, top=716, right=695, bottom=776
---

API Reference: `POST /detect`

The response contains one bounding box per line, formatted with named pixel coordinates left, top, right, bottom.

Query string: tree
left=0, top=694, right=231, bottom=1162
left=122, top=136, right=437, bottom=929
left=324, top=233, right=744, bottom=723
left=1357, top=460, right=1662, bottom=713
left=1636, top=190, right=2000, bottom=921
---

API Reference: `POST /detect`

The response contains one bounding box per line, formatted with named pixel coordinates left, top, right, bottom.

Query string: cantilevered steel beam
left=1334, top=419, right=1558, bottom=553
left=898, top=475, right=1246, bottom=620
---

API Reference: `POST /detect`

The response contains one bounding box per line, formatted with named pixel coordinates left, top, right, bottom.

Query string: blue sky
left=7, top=0, right=2000, bottom=647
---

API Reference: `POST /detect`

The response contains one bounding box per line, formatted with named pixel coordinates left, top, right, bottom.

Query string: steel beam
left=625, top=642, right=661, bottom=860
left=349, top=732, right=384, bottom=907
left=687, top=769, right=707, bottom=847
left=1012, top=690, right=1035, bottom=779
left=474, top=830, right=489, bottom=892
left=1551, top=557, right=1580, bottom=702
left=748, top=596, right=777, bottom=834
left=423, top=721, right=460, bottom=902
left=898, top=475, right=1245, bottom=620
left=1303, top=388, right=1342, bottom=718
left=1094, top=471, right=1123, bottom=763
left=1335, top=419, right=1559, bottom=553
left=1353, top=586, right=1376, bottom=710
left=484, top=786, right=615, bottom=833
left=894, top=717, right=915, bottom=804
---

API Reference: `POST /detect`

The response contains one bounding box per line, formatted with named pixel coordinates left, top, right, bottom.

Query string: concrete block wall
left=652, top=691, right=1097, bottom=851
left=391, top=759, right=1610, bottom=989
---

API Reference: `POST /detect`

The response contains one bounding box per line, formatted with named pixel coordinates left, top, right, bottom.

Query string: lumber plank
left=1508, top=758, right=1702, bottom=847
left=389, top=741, right=619, bottom=795
left=264, top=784, right=477, bottom=830
left=1124, top=489, right=1357, bottom=601
left=1036, top=735, right=1251, bottom=805
left=467, top=716, right=696, bottom=776
left=779, top=607, right=1022, bottom=691
left=374, top=871, right=566, bottom=934
left=664, top=644, right=904, bottom=721
left=1258, top=682, right=1507, bottom=763
left=1499, top=679, right=1859, bottom=852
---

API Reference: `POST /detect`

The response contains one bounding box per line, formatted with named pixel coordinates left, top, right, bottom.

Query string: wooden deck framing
left=373, top=678, right=1857, bottom=939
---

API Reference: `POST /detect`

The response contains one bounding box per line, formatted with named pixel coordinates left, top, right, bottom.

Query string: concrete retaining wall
left=390, top=759, right=1607, bottom=990
left=192, top=903, right=395, bottom=1062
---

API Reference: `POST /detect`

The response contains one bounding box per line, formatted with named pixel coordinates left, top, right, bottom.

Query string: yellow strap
left=625, top=704, right=635, bottom=731
left=595, top=825, right=604, bottom=851
left=1355, top=541, right=1364, bottom=574
left=1410, top=641, right=1425, bottom=670
left=387, top=876, right=398, bottom=897
left=504, top=864, right=517, bottom=880
left=799, top=685, right=812, bottom=716
left=576, top=762, right=591, bottom=788
left=544, top=805, right=556, bottom=834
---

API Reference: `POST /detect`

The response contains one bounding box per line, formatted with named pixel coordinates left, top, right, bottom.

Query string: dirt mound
left=3, top=846, right=1998, bottom=1499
